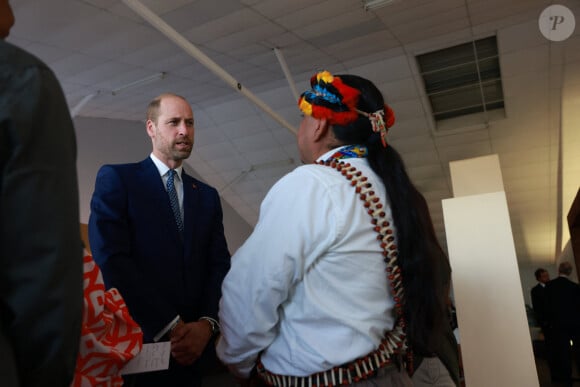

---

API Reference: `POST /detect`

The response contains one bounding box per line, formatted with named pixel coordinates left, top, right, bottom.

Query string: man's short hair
left=534, top=268, right=547, bottom=280
left=558, top=262, right=573, bottom=276
left=146, top=93, right=187, bottom=124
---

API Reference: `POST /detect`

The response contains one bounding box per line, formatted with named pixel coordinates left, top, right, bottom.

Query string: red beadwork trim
left=257, top=159, right=409, bottom=387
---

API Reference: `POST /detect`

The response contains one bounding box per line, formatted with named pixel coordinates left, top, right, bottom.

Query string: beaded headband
left=298, top=70, right=395, bottom=147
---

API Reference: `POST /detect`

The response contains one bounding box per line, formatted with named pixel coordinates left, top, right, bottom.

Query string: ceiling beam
left=121, top=0, right=298, bottom=135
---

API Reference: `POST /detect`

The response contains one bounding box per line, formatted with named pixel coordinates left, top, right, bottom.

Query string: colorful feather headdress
left=298, top=70, right=395, bottom=147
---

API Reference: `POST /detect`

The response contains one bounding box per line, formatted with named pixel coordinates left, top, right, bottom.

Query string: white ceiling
left=7, top=0, right=580, bottom=266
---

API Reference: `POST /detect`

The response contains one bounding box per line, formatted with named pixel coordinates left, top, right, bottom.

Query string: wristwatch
left=199, top=317, right=220, bottom=337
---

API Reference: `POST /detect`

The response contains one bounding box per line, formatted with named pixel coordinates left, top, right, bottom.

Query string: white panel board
left=442, top=191, right=538, bottom=387
left=449, top=154, right=504, bottom=197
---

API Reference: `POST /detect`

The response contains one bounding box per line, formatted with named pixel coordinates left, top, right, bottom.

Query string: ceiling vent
left=416, top=36, right=505, bottom=132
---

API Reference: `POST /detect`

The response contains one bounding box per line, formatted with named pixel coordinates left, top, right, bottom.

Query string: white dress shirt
left=150, top=153, right=184, bottom=220
left=216, top=146, right=397, bottom=377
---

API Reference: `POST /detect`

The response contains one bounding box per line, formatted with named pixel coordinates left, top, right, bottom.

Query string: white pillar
left=442, top=154, right=539, bottom=387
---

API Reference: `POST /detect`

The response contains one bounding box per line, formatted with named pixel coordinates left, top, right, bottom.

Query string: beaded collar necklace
left=317, top=145, right=411, bottom=374
left=324, top=144, right=368, bottom=161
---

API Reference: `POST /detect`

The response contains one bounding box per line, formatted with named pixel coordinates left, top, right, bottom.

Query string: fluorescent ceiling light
left=362, top=0, right=396, bottom=11
left=111, top=72, right=166, bottom=95
left=70, top=92, right=99, bottom=117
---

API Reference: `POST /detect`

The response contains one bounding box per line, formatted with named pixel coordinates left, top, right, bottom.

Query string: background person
left=546, top=262, right=580, bottom=386
left=531, top=267, right=550, bottom=332
left=531, top=267, right=556, bottom=385
left=89, top=93, right=230, bottom=387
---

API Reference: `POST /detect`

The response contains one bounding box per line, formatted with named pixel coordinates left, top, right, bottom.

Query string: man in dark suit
left=89, top=93, right=230, bottom=386
left=1, top=2, right=83, bottom=386
left=531, top=267, right=556, bottom=380
left=531, top=268, right=550, bottom=331
left=546, top=262, right=580, bottom=386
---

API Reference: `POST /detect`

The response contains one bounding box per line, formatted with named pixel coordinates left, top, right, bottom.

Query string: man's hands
left=169, top=319, right=213, bottom=365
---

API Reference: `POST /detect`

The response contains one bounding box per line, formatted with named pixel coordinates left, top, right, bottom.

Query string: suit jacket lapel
left=182, top=171, right=200, bottom=257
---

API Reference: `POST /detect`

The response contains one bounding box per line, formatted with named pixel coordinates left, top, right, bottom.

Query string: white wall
left=74, top=116, right=252, bottom=254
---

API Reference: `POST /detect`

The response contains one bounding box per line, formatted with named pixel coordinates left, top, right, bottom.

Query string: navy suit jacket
left=546, top=276, right=580, bottom=329
left=89, top=157, right=230, bottom=343
left=531, top=283, right=549, bottom=328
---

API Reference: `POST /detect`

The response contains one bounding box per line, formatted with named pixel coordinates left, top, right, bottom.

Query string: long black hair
left=331, top=74, right=449, bottom=355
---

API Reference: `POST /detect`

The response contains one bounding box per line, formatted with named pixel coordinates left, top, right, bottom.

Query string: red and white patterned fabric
left=72, top=255, right=143, bottom=387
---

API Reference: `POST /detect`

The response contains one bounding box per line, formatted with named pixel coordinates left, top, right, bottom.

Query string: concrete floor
left=533, top=340, right=580, bottom=387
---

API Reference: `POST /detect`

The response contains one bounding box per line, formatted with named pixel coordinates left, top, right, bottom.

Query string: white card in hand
left=120, top=342, right=171, bottom=375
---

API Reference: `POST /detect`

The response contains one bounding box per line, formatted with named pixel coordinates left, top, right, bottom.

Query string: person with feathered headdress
left=217, top=71, right=459, bottom=387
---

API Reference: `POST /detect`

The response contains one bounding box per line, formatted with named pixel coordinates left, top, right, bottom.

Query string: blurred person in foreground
left=0, top=0, right=83, bottom=385
left=89, top=93, right=230, bottom=386
left=216, top=71, right=459, bottom=386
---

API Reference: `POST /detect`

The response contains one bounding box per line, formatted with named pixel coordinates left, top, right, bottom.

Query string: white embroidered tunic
left=217, top=146, right=397, bottom=377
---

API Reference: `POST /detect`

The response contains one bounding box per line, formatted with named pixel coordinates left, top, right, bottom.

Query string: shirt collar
left=149, top=153, right=183, bottom=179
left=317, top=145, right=352, bottom=162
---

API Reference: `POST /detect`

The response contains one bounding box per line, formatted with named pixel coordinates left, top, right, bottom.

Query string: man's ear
left=146, top=119, right=155, bottom=138
left=313, top=118, right=330, bottom=142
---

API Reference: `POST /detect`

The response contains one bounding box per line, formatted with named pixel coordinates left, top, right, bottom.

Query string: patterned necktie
left=166, top=169, right=183, bottom=234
